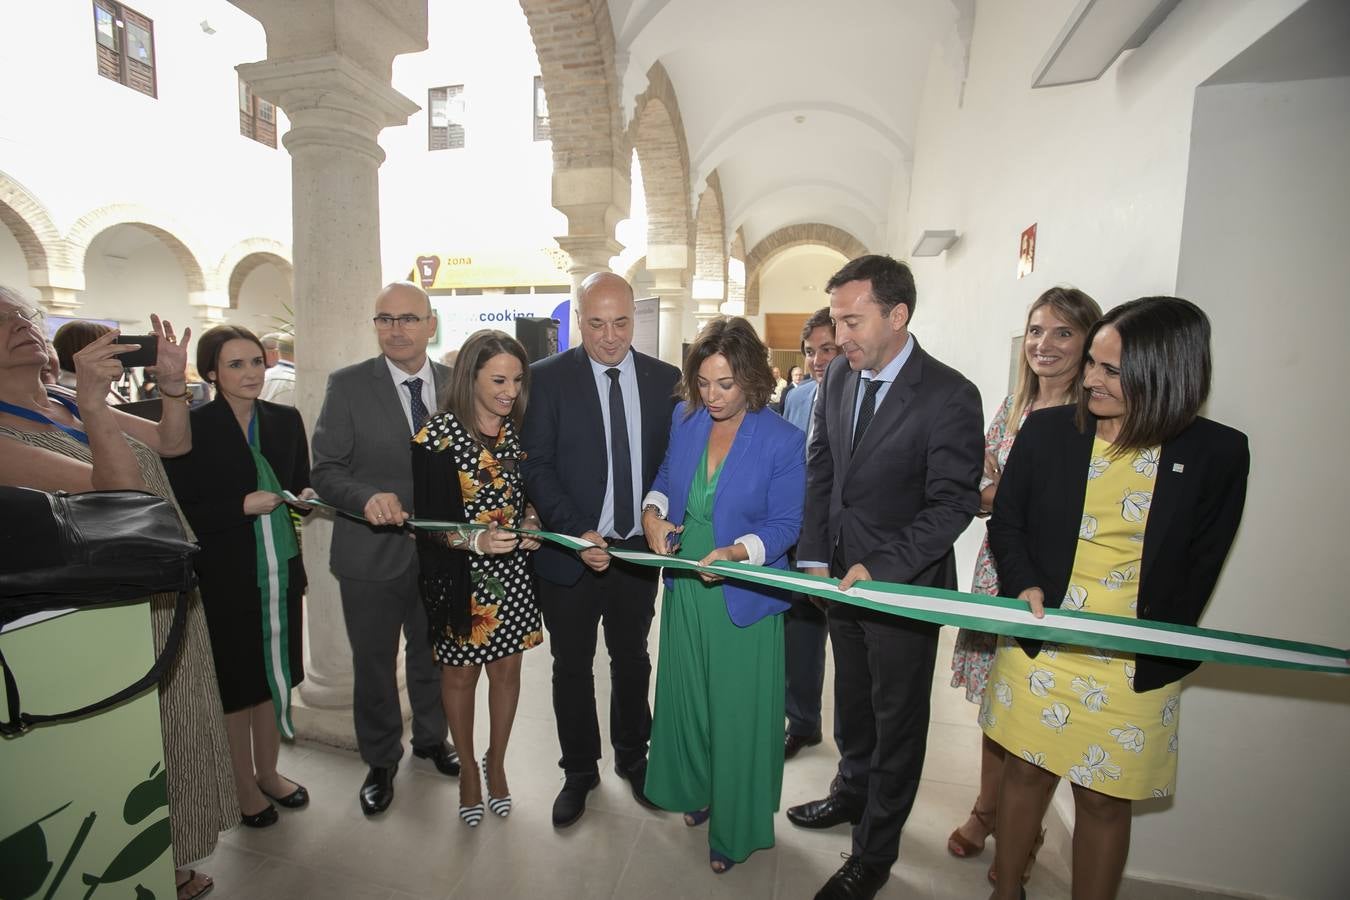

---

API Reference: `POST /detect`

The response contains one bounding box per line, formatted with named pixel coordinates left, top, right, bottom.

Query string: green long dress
left=645, top=446, right=786, bottom=862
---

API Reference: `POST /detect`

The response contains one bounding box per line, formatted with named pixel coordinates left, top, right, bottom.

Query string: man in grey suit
left=311, top=281, right=459, bottom=816
left=786, top=256, right=983, bottom=900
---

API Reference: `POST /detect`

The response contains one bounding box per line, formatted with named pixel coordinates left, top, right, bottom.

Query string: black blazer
left=521, top=346, right=680, bottom=585
left=988, top=404, right=1250, bottom=691
left=164, top=396, right=312, bottom=599
left=798, top=340, right=984, bottom=594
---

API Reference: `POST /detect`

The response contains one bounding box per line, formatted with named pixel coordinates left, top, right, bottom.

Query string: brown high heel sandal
left=988, top=827, right=1046, bottom=886
left=947, top=805, right=995, bottom=858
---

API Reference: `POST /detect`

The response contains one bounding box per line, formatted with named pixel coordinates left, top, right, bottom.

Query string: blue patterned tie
left=404, top=377, right=429, bottom=433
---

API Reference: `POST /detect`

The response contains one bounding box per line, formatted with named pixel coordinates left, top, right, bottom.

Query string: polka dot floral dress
left=414, top=411, right=544, bottom=666
left=981, top=438, right=1182, bottom=800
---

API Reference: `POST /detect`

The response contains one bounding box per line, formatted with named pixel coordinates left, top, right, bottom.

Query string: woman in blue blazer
left=640, top=317, right=806, bottom=874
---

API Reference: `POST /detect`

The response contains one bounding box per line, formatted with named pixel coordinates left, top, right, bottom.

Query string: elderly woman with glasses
left=0, top=286, right=237, bottom=900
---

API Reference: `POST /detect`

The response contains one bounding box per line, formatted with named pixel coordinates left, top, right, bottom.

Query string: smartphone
left=114, top=334, right=159, bottom=368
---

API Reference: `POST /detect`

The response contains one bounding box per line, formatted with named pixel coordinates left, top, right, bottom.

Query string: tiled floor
left=197, top=619, right=1074, bottom=899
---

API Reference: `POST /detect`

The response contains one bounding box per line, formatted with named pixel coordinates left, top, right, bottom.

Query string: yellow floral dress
left=981, top=438, right=1180, bottom=800
left=414, top=411, right=543, bottom=666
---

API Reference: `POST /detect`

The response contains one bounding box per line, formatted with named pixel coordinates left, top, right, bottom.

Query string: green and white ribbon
left=251, top=419, right=298, bottom=739
left=289, top=495, right=1349, bottom=676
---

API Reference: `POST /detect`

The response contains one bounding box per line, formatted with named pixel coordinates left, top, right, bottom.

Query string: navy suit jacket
left=989, top=405, right=1250, bottom=691
left=521, top=346, right=681, bottom=585
left=798, top=341, right=984, bottom=592
left=649, top=404, right=806, bottom=626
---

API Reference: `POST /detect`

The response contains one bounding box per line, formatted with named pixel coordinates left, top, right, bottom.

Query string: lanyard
left=0, top=393, right=89, bottom=445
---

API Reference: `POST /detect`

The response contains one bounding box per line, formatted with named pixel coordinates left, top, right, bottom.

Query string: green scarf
left=248, top=412, right=299, bottom=739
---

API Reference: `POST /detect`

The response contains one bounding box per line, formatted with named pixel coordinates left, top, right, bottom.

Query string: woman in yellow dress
left=984, top=296, right=1250, bottom=899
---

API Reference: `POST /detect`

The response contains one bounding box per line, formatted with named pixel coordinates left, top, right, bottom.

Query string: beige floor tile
left=773, top=843, right=934, bottom=900
left=191, top=842, right=267, bottom=898
left=217, top=856, right=395, bottom=900
left=445, top=807, right=641, bottom=900
left=611, top=817, right=778, bottom=899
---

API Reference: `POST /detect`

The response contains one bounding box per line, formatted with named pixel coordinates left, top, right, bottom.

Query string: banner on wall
left=633, top=296, right=659, bottom=358
left=428, top=294, right=572, bottom=356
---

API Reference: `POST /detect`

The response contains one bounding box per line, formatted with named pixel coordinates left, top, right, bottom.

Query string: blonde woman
left=947, top=287, right=1101, bottom=888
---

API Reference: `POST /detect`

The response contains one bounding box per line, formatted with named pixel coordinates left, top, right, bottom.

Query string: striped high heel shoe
left=459, top=759, right=484, bottom=827
left=483, top=753, right=512, bottom=818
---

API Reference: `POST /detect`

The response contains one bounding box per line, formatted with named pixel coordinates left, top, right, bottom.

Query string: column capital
left=553, top=166, right=630, bottom=237
left=31, top=266, right=85, bottom=315
left=556, top=235, right=622, bottom=278
left=239, top=54, right=420, bottom=164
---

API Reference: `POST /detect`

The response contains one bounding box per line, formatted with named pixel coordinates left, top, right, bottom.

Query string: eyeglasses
left=373, top=314, right=430, bottom=329
left=0, top=304, right=44, bottom=327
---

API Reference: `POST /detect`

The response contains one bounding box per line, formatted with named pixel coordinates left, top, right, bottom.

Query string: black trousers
left=536, top=546, right=660, bottom=775
left=828, top=581, right=939, bottom=869
left=784, top=594, right=828, bottom=736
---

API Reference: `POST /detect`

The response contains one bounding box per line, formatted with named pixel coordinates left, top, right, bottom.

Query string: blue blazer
left=648, top=403, right=806, bottom=626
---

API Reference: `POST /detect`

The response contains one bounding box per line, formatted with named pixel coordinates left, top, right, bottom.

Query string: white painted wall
left=901, top=1, right=1348, bottom=896
left=82, top=230, right=187, bottom=330
left=1156, top=74, right=1350, bottom=900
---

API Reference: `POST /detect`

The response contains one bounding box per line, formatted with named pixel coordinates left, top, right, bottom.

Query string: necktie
left=606, top=368, right=634, bottom=537
left=852, top=378, right=884, bottom=451
left=404, top=377, right=429, bottom=433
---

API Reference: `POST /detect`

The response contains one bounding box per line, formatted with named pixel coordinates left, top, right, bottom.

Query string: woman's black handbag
left=0, top=487, right=199, bottom=736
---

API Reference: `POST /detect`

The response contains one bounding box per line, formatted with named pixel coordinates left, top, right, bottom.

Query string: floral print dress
left=950, top=394, right=1028, bottom=703
left=981, top=438, right=1180, bottom=800
left=414, top=412, right=543, bottom=666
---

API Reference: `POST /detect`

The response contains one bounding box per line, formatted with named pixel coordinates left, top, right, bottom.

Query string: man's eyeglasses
left=0, top=304, right=44, bottom=327
left=372, top=314, right=430, bottom=329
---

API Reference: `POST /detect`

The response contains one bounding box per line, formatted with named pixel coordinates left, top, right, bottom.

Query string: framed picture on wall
left=1017, top=223, right=1037, bottom=279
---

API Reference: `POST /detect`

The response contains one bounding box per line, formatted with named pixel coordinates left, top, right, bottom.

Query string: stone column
left=646, top=244, right=689, bottom=365
left=690, top=261, right=725, bottom=334
left=188, top=289, right=230, bottom=329
left=553, top=165, right=629, bottom=295
left=556, top=234, right=621, bottom=297
left=32, top=263, right=84, bottom=316
left=232, top=0, right=425, bottom=747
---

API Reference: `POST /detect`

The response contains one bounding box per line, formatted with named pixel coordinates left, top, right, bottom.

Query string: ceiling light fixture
left=910, top=229, right=960, bottom=258
left=1032, top=0, right=1181, bottom=88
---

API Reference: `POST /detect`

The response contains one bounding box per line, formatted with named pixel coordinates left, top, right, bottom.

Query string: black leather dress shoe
left=784, top=731, right=822, bottom=760
left=260, top=781, right=309, bottom=809
left=786, top=794, right=864, bottom=829
left=240, top=803, right=278, bottom=828
left=615, top=759, right=659, bottom=810
left=359, top=764, right=397, bottom=816
left=814, top=856, right=890, bottom=900
left=412, top=742, right=461, bottom=777
left=551, top=772, right=601, bottom=828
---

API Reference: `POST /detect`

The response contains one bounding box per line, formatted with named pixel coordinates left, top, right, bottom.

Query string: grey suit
left=798, top=341, right=983, bottom=869
left=310, top=356, right=449, bottom=767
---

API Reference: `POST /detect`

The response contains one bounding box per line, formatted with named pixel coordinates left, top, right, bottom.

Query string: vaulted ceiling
left=607, top=0, right=974, bottom=251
